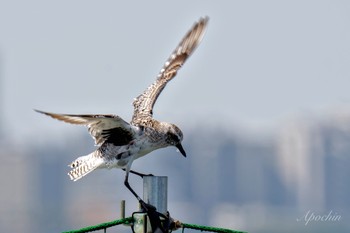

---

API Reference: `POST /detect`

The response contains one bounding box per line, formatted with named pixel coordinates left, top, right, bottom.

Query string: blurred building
left=277, top=119, right=326, bottom=211
left=0, top=55, right=3, bottom=139
left=0, top=144, right=33, bottom=232
left=277, top=115, right=350, bottom=213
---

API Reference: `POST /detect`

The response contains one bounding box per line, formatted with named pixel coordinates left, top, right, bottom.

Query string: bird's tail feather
left=68, top=151, right=104, bottom=181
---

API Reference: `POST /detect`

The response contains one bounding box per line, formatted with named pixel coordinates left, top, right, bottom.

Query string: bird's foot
left=126, top=169, right=154, bottom=178
left=139, top=199, right=156, bottom=212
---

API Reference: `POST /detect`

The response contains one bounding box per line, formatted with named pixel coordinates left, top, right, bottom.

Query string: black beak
left=176, top=143, right=187, bottom=157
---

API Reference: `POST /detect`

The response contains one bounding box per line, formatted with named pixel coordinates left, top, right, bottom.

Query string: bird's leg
left=123, top=170, right=155, bottom=212
left=123, top=169, right=154, bottom=178
left=124, top=170, right=172, bottom=233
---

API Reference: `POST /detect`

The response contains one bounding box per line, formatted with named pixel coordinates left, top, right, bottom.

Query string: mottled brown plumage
left=132, top=17, right=208, bottom=126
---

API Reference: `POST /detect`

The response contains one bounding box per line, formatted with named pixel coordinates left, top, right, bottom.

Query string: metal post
left=143, top=176, right=168, bottom=215
left=120, top=200, right=125, bottom=219
left=133, top=176, right=168, bottom=233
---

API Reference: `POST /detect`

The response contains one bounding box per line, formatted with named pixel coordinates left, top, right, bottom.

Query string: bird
left=35, top=17, right=209, bottom=207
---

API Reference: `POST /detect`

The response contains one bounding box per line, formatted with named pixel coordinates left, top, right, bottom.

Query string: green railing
left=62, top=216, right=247, bottom=233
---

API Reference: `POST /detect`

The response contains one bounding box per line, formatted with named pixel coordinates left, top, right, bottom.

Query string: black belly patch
left=101, top=127, right=133, bottom=146
left=116, top=151, right=131, bottom=160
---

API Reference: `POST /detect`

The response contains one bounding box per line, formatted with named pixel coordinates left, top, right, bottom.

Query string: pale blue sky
left=1, top=0, right=350, bottom=142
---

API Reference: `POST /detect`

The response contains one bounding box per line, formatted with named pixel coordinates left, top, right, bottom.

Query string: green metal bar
left=62, top=217, right=133, bottom=233
left=181, top=223, right=247, bottom=233
left=62, top=216, right=247, bottom=233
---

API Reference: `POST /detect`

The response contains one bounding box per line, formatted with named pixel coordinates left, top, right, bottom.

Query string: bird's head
left=162, top=122, right=186, bottom=157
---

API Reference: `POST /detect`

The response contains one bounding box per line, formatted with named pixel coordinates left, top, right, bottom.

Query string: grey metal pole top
left=143, top=176, right=168, bottom=215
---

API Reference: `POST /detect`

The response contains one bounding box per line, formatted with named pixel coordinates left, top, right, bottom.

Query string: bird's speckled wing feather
left=131, top=17, right=209, bottom=126
left=35, top=110, right=135, bottom=146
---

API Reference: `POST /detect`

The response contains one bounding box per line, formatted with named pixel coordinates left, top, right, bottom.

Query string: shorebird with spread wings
left=36, top=17, right=208, bottom=206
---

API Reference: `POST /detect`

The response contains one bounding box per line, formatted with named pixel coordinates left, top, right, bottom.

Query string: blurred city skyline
left=1, top=113, right=350, bottom=232
left=1, top=1, right=350, bottom=233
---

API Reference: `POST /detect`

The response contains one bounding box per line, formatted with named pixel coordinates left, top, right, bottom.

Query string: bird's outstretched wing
left=132, top=17, right=209, bottom=125
left=35, top=110, right=135, bottom=146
